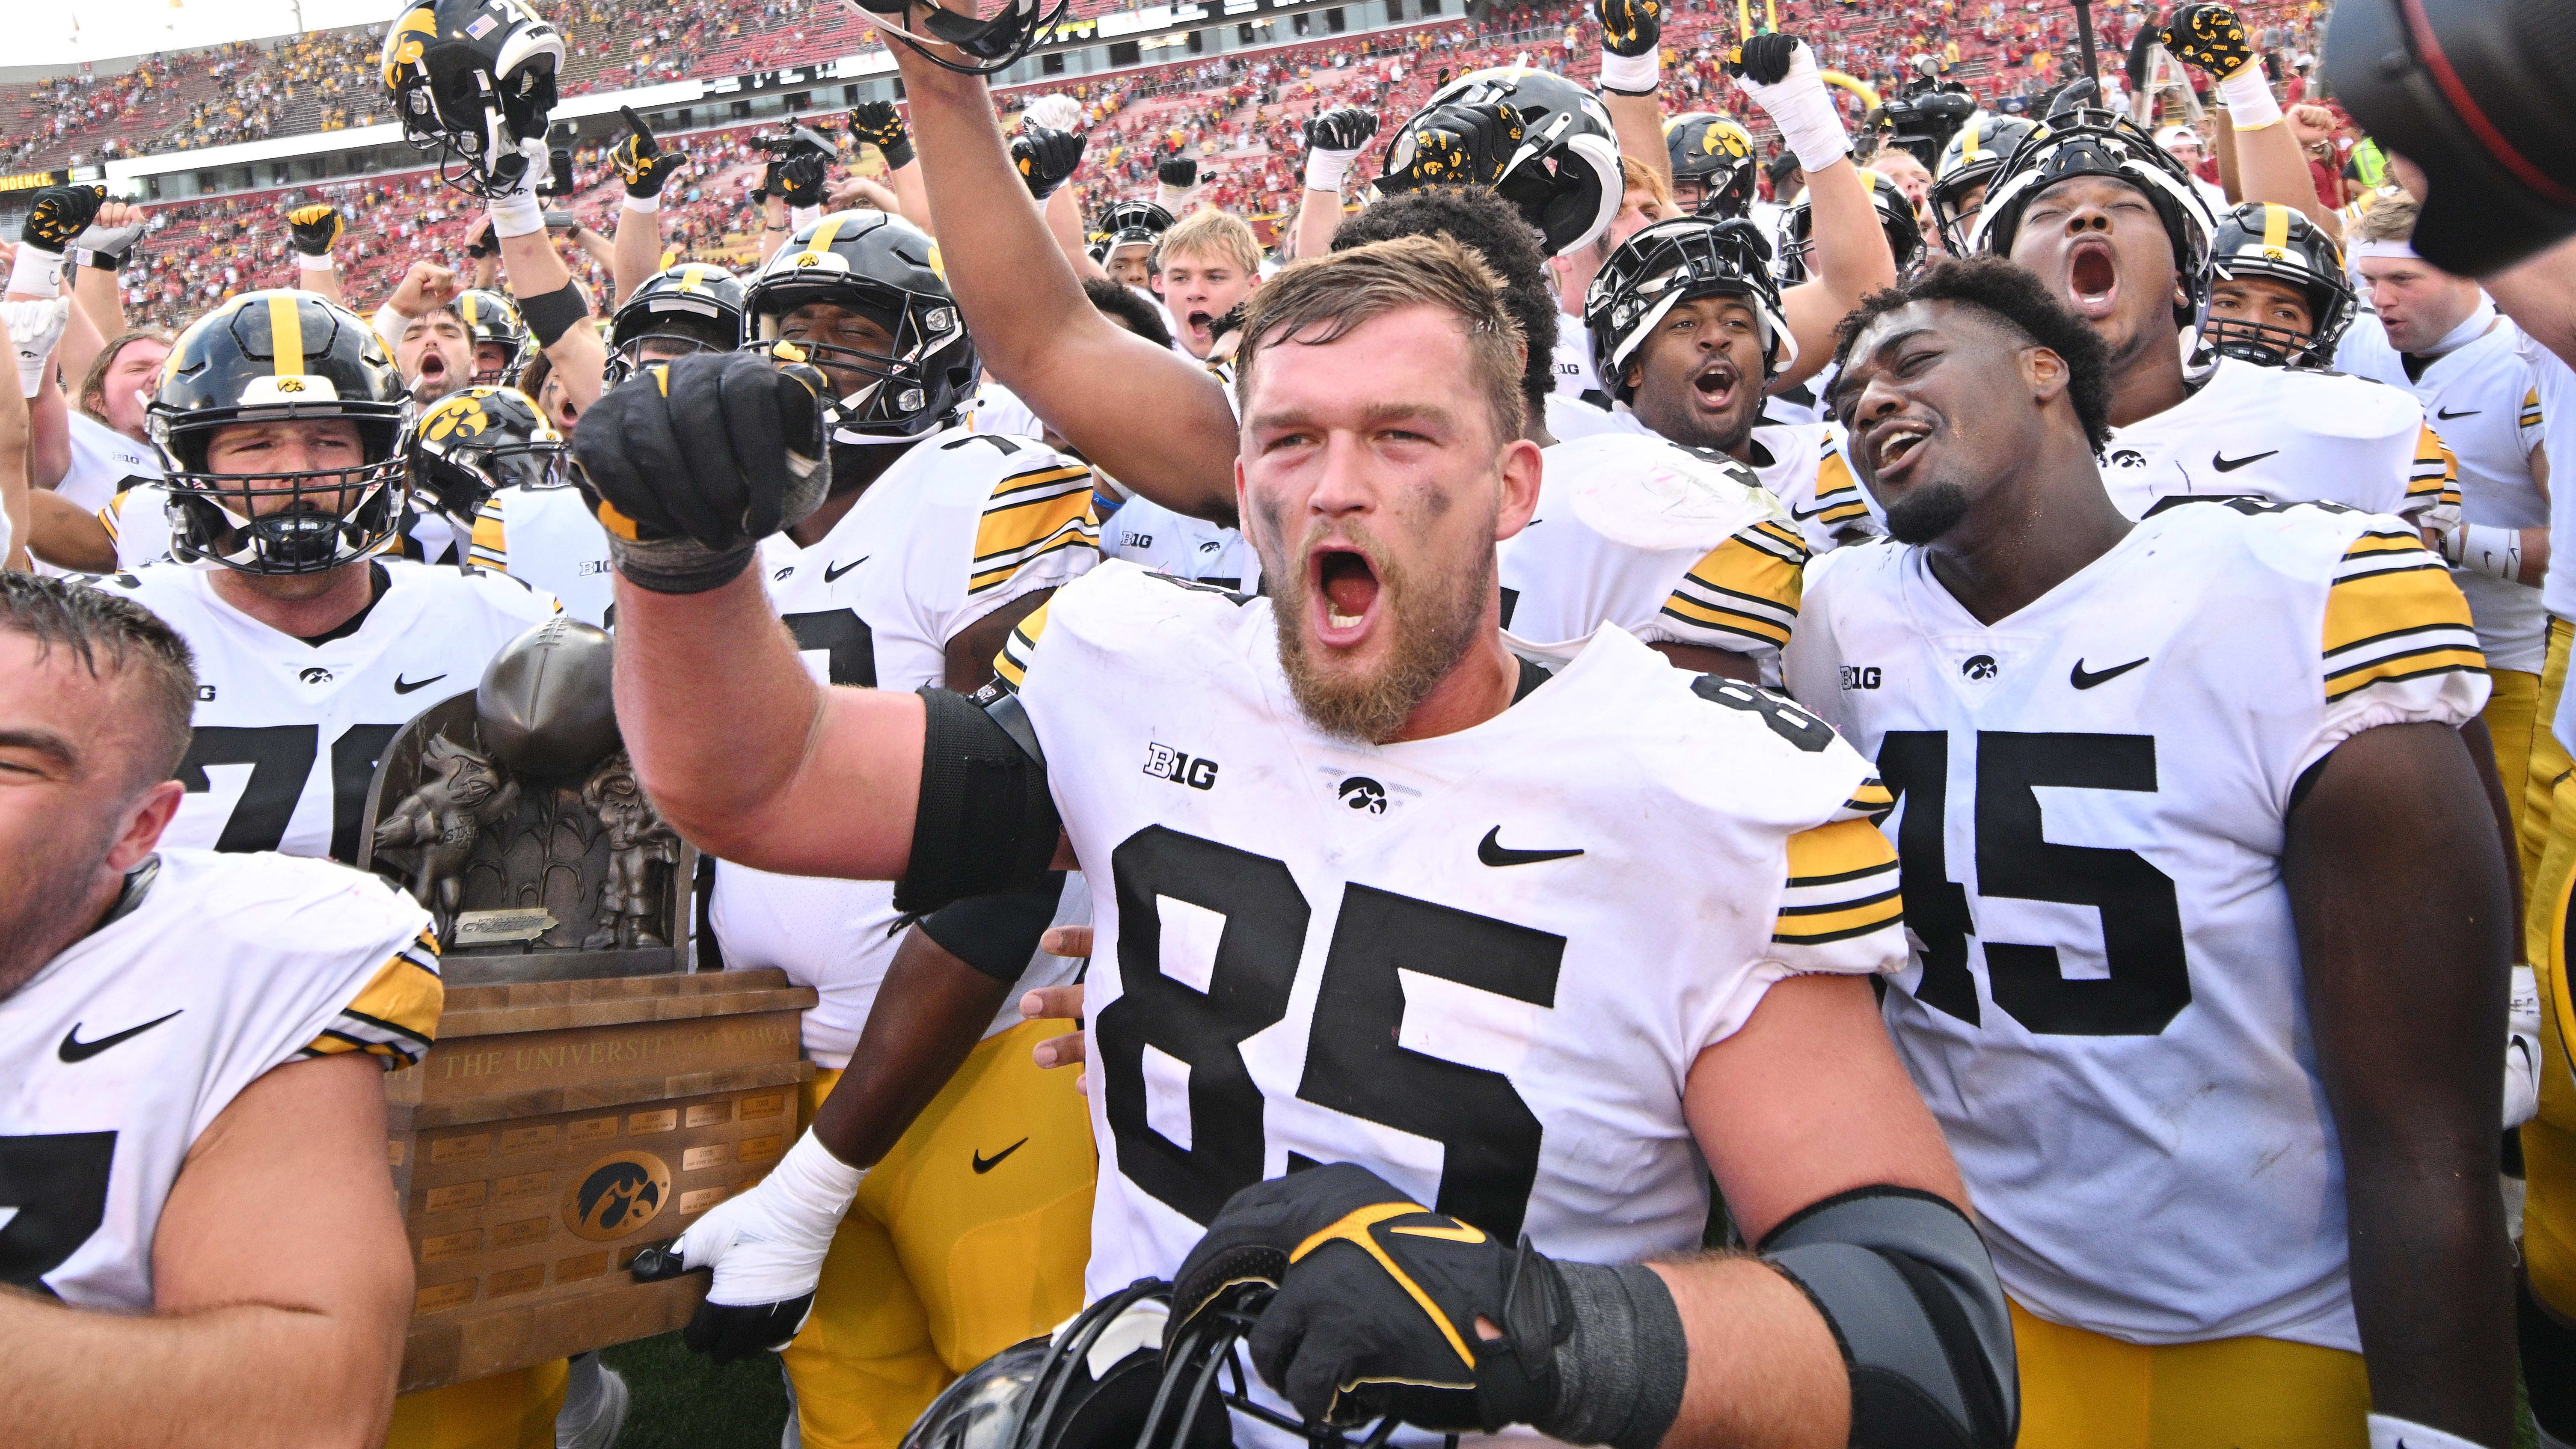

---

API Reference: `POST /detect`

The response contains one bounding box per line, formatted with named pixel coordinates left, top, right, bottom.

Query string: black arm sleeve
left=893, top=686, right=1060, bottom=914
left=915, top=872, right=1069, bottom=983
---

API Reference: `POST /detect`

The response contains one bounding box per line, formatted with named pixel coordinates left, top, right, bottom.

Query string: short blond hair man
left=1154, top=208, right=1263, bottom=361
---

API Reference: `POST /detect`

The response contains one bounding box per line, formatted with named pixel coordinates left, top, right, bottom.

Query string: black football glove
left=1595, top=0, right=1663, bottom=59
left=1725, top=31, right=1800, bottom=84
left=569, top=350, right=832, bottom=593
left=1158, top=155, right=1199, bottom=190
left=1012, top=125, right=1086, bottom=201
left=287, top=203, right=344, bottom=258
left=610, top=105, right=689, bottom=199
left=2159, top=2, right=2257, bottom=80
left=21, top=184, right=106, bottom=252
left=774, top=151, right=831, bottom=210
left=848, top=100, right=915, bottom=169
left=1302, top=105, right=1379, bottom=155
left=463, top=219, right=499, bottom=259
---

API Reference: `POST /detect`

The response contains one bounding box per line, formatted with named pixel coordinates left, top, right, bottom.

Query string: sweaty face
left=1238, top=305, right=1521, bottom=743
left=398, top=311, right=473, bottom=402
left=2357, top=255, right=2483, bottom=355
left=1159, top=249, right=1258, bottom=359
left=775, top=301, right=902, bottom=404
left=2009, top=173, right=2182, bottom=373
left=1834, top=300, right=2053, bottom=546
left=100, top=338, right=171, bottom=440
left=2203, top=276, right=2316, bottom=362
left=1624, top=293, right=1769, bottom=457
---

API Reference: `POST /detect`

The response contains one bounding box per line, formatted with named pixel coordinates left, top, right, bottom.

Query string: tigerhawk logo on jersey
left=2110, top=449, right=2147, bottom=469
left=1142, top=742, right=1219, bottom=790
left=298, top=666, right=333, bottom=684
left=563, top=1151, right=672, bottom=1241
left=1961, top=654, right=1999, bottom=681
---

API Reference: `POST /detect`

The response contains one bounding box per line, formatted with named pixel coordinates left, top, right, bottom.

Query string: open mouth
left=1690, top=358, right=1743, bottom=413
left=1870, top=419, right=1933, bottom=483
left=1185, top=309, right=1214, bottom=338
left=1311, top=546, right=1381, bottom=648
left=2066, top=236, right=2119, bottom=320
left=417, top=351, right=449, bottom=383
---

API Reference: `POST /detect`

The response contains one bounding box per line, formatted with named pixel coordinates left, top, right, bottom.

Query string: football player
left=1664, top=111, right=1761, bottom=222
left=582, top=228, right=2015, bottom=1449
left=1793, top=256, right=2512, bottom=1449
left=1926, top=113, right=2038, bottom=258
left=676, top=208, right=1101, bottom=1449
left=0, top=573, right=442, bottom=1445
left=1154, top=209, right=1263, bottom=362
left=1091, top=199, right=1172, bottom=293
left=27, top=326, right=168, bottom=576
left=2330, top=195, right=2553, bottom=878
left=405, top=386, right=619, bottom=628
left=1977, top=105, right=2455, bottom=523
left=457, top=288, right=532, bottom=389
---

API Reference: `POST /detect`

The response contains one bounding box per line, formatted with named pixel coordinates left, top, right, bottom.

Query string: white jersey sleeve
left=469, top=485, right=617, bottom=627
left=101, top=483, right=177, bottom=571
left=2307, top=517, right=2490, bottom=772
left=0, top=849, right=438, bottom=1311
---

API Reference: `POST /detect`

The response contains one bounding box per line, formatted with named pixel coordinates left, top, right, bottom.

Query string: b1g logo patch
left=1143, top=742, right=1219, bottom=790
left=563, top=1151, right=671, bottom=1241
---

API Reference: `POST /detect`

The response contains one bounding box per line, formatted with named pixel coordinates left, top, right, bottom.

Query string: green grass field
left=601, top=1332, right=791, bottom=1449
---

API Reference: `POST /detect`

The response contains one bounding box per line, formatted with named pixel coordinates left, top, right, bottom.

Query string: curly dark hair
left=1332, top=187, right=1561, bottom=418
left=1083, top=276, right=1174, bottom=351
left=1828, top=255, right=2116, bottom=453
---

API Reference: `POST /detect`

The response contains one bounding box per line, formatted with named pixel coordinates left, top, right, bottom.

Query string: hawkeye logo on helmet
left=240, top=375, right=337, bottom=402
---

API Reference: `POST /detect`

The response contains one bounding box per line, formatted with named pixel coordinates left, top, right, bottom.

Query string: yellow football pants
left=2524, top=771, right=2576, bottom=1318
left=384, top=1362, right=568, bottom=1449
left=2009, top=1301, right=2368, bottom=1449
left=781, top=1017, right=1097, bottom=1449
left=2525, top=621, right=2576, bottom=893
left=2487, top=668, right=2542, bottom=878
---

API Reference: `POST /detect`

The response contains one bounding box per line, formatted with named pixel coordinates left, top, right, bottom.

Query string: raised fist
left=1726, top=31, right=1801, bottom=85
left=287, top=203, right=344, bottom=258
left=847, top=100, right=915, bottom=169
left=774, top=151, right=831, bottom=210
left=2159, top=3, right=2257, bottom=80
left=1012, top=126, right=1086, bottom=201
left=1022, top=92, right=1084, bottom=135
left=569, top=351, right=832, bottom=594
left=1595, top=0, right=1663, bottom=59
left=610, top=106, right=689, bottom=199
left=21, top=184, right=106, bottom=252
left=1302, top=106, right=1379, bottom=156
left=1158, top=155, right=1200, bottom=190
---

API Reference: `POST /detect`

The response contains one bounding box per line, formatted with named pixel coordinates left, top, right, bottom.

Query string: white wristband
left=488, top=192, right=544, bottom=239
left=298, top=252, right=336, bottom=273
left=1598, top=46, right=1661, bottom=95
left=790, top=204, right=822, bottom=230
left=2218, top=61, right=2283, bottom=130
left=1738, top=44, right=1852, bottom=175
left=1157, top=181, right=1196, bottom=212
left=1304, top=147, right=1361, bottom=194
left=622, top=192, right=661, bottom=215
left=371, top=301, right=414, bottom=356
left=2368, top=1414, right=2491, bottom=1449
left=2442, top=523, right=2524, bottom=583
left=6, top=243, right=64, bottom=299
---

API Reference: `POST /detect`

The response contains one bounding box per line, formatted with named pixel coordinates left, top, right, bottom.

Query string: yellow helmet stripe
left=2261, top=202, right=2292, bottom=254
left=461, top=292, right=481, bottom=327
left=679, top=265, right=707, bottom=293
left=809, top=215, right=849, bottom=252
left=1961, top=115, right=1985, bottom=161
left=267, top=293, right=305, bottom=377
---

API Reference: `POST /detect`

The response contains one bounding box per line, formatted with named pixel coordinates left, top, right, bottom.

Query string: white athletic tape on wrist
left=1598, top=46, right=1661, bottom=95
left=488, top=190, right=545, bottom=239
left=2368, top=1414, right=2491, bottom=1449
left=677, top=1131, right=865, bottom=1306
left=623, top=192, right=661, bottom=215
left=1157, top=181, right=1196, bottom=212
left=1305, top=146, right=1360, bottom=194
left=790, top=204, right=822, bottom=230
left=2218, top=62, right=2283, bottom=130
left=2442, top=523, right=2523, bottom=583
left=299, top=252, right=337, bottom=272
left=1739, top=45, right=1851, bottom=175
left=6, top=242, right=65, bottom=299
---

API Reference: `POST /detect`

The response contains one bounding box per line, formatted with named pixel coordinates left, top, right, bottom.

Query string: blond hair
left=1620, top=155, right=1674, bottom=213
left=1234, top=234, right=1528, bottom=446
left=2354, top=191, right=2421, bottom=245
left=1157, top=208, right=1263, bottom=273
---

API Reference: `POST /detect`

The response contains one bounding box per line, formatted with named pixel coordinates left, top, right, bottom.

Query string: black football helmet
left=1973, top=107, right=2215, bottom=318
left=1378, top=67, right=1623, bottom=256
left=1778, top=168, right=1926, bottom=284
left=1585, top=216, right=1794, bottom=399
left=1663, top=112, right=1759, bottom=220
left=149, top=290, right=413, bottom=574
left=1927, top=113, right=2037, bottom=256
left=608, top=263, right=747, bottom=383
left=2192, top=201, right=2356, bottom=369
left=382, top=0, right=564, bottom=198
left=457, top=288, right=533, bottom=386
left=408, top=384, right=567, bottom=523
left=1089, top=199, right=1174, bottom=264
left=744, top=210, right=976, bottom=444
left=846, top=0, right=1069, bottom=77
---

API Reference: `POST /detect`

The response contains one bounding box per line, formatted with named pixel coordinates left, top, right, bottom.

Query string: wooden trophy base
left=387, top=968, right=818, bottom=1393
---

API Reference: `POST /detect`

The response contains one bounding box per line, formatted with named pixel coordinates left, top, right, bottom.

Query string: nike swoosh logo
left=822, top=556, right=868, bottom=583
left=2436, top=406, right=2481, bottom=420
left=1791, top=500, right=1834, bottom=520
left=2069, top=656, right=2150, bottom=689
left=972, top=1138, right=1028, bottom=1174
left=1478, top=826, right=1583, bottom=867
left=2210, top=449, right=2277, bottom=473
left=59, top=1010, right=183, bottom=1063
left=392, top=672, right=448, bottom=695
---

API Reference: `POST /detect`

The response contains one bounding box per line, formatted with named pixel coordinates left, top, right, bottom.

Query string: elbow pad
left=1760, top=1186, right=2017, bottom=1449
left=895, top=686, right=1060, bottom=915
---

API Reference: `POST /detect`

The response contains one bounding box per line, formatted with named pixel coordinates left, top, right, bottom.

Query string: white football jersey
left=1783, top=500, right=2489, bottom=1352
left=965, top=379, right=1046, bottom=442
left=1542, top=392, right=1628, bottom=442
left=1747, top=421, right=1881, bottom=552
left=2338, top=315, right=2548, bottom=670
left=43, top=414, right=163, bottom=578
left=998, top=563, right=1907, bottom=1336
left=1500, top=433, right=1805, bottom=675
left=100, top=484, right=463, bottom=573
left=84, top=560, right=560, bottom=862
left=2098, top=356, right=2455, bottom=523
left=0, top=849, right=439, bottom=1309
left=709, top=427, right=1099, bottom=1066
left=468, top=483, right=617, bottom=627
left=1104, top=496, right=1262, bottom=593
left=1549, top=321, right=1606, bottom=409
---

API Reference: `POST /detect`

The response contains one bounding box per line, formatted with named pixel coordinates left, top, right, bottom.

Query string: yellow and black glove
left=21, top=184, right=106, bottom=252
left=286, top=203, right=344, bottom=258
left=1595, top=0, right=1663, bottom=60
left=2159, top=2, right=2258, bottom=80
left=610, top=104, right=688, bottom=199
left=1012, top=125, right=1086, bottom=201
left=848, top=100, right=915, bottom=169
